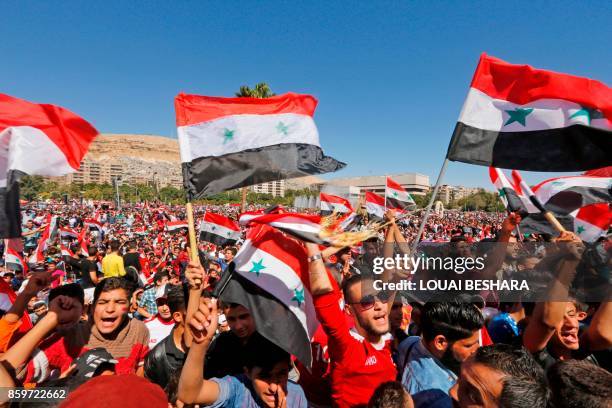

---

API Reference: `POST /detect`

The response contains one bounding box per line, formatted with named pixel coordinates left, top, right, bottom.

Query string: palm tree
left=235, top=83, right=275, bottom=210
left=235, top=83, right=275, bottom=98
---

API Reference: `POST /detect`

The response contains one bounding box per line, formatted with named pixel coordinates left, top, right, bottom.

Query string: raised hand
left=48, top=295, right=82, bottom=327
left=187, top=297, right=218, bottom=344
left=22, top=271, right=57, bottom=297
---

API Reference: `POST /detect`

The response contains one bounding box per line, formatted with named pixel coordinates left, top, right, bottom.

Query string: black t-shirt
left=532, top=346, right=611, bottom=373
left=204, top=331, right=257, bottom=379
left=79, top=258, right=98, bottom=289
left=123, top=252, right=142, bottom=272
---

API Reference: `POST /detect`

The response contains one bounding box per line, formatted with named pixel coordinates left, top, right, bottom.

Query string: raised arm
left=581, top=301, right=612, bottom=351
left=523, top=232, right=584, bottom=353
left=305, top=243, right=334, bottom=295
left=177, top=297, right=220, bottom=405
left=0, top=296, right=81, bottom=371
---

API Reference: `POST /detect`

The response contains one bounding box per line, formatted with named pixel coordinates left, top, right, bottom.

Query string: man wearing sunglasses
left=304, top=214, right=401, bottom=408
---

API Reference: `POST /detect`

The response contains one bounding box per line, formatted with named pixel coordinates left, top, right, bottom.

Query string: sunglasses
left=349, top=291, right=391, bottom=311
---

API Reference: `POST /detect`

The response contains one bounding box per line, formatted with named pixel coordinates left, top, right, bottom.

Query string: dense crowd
left=0, top=201, right=610, bottom=407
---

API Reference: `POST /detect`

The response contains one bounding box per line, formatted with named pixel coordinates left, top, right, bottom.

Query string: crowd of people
left=0, top=200, right=610, bottom=407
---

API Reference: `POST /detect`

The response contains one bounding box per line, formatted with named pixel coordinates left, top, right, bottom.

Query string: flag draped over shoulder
left=198, top=212, right=240, bottom=246
left=175, top=93, right=346, bottom=199
left=217, top=224, right=318, bottom=367
left=385, top=177, right=416, bottom=212
left=447, top=54, right=612, bottom=171
left=0, top=93, right=98, bottom=238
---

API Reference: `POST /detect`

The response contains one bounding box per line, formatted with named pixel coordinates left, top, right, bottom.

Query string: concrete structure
left=250, top=180, right=286, bottom=197
left=319, top=173, right=430, bottom=196
left=438, top=185, right=483, bottom=204
left=60, top=156, right=183, bottom=188
left=320, top=185, right=362, bottom=208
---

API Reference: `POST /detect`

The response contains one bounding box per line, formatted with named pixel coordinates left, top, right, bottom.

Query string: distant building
left=318, top=173, right=430, bottom=196
left=56, top=156, right=183, bottom=189
left=250, top=180, right=286, bottom=197
left=438, top=185, right=482, bottom=204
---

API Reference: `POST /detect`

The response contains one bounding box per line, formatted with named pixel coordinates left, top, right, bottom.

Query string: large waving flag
left=447, top=54, right=612, bottom=171
left=217, top=224, right=318, bottom=367
left=319, top=193, right=353, bottom=216
left=385, top=177, right=416, bottom=212
left=175, top=93, right=345, bottom=198
left=199, top=212, right=241, bottom=246
left=365, top=191, right=386, bottom=221
left=0, top=93, right=98, bottom=238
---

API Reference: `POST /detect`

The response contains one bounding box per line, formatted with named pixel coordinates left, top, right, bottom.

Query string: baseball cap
left=72, top=348, right=118, bottom=379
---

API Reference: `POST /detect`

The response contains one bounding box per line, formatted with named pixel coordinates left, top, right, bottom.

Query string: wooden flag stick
left=543, top=211, right=566, bottom=233
left=185, top=202, right=199, bottom=263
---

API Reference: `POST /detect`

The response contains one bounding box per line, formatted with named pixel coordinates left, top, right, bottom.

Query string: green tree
left=235, top=83, right=275, bottom=98
left=19, top=175, right=45, bottom=201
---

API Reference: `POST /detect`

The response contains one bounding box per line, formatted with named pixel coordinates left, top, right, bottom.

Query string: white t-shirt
left=144, top=315, right=174, bottom=349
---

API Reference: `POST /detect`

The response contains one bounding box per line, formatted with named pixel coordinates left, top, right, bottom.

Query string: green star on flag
left=292, top=288, right=305, bottom=307
left=576, top=226, right=586, bottom=234
left=504, top=108, right=534, bottom=126
left=222, top=128, right=235, bottom=144
left=498, top=189, right=506, bottom=198
left=249, top=259, right=266, bottom=277
left=392, top=192, right=398, bottom=198
left=568, top=106, right=604, bottom=125
left=276, top=121, right=289, bottom=135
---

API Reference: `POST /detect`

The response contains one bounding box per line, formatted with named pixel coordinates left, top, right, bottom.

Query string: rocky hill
left=87, top=134, right=180, bottom=162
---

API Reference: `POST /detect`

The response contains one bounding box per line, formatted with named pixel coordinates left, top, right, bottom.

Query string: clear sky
left=2, top=1, right=610, bottom=188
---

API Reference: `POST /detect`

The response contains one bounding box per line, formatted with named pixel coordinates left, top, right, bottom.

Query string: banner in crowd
left=199, top=212, right=241, bottom=246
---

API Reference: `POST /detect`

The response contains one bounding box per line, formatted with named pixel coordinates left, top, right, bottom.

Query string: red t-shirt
left=313, top=290, right=397, bottom=407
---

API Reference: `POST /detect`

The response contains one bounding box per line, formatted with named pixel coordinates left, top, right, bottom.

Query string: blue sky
left=2, top=1, right=610, bottom=188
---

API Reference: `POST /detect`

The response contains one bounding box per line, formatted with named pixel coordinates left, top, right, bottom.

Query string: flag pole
left=410, top=158, right=449, bottom=254
left=185, top=202, right=199, bottom=263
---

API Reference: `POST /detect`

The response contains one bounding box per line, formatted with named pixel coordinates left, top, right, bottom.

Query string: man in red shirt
left=305, top=223, right=398, bottom=407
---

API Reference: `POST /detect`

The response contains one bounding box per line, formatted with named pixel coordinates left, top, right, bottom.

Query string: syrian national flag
left=529, top=173, right=611, bottom=215
left=199, top=212, right=241, bottom=246
left=3, top=245, right=27, bottom=273
left=84, top=218, right=103, bottom=231
left=319, top=193, right=353, bottom=215
left=385, top=177, right=416, bottom=212
left=175, top=92, right=346, bottom=198
left=77, top=228, right=89, bottom=257
left=166, top=220, right=188, bottom=233
left=571, top=203, right=611, bottom=242
left=0, top=93, right=98, bottom=238
left=59, top=227, right=79, bottom=240
left=489, top=167, right=538, bottom=213
left=447, top=53, right=612, bottom=171
left=365, top=191, right=386, bottom=221
left=0, top=278, right=32, bottom=333
left=240, top=212, right=327, bottom=244
left=60, top=244, right=74, bottom=258
left=216, top=224, right=319, bottom=367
